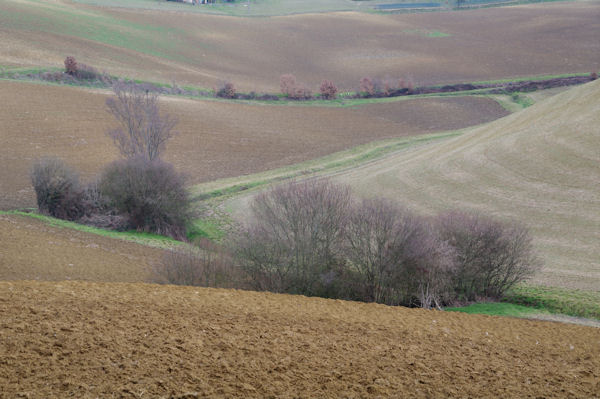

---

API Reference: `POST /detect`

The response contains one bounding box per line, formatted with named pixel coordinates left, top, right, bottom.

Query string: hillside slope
left=335, top=80, right=600, bottom=291
left=0, top=213, right=164, bottom=282
left=1, top=280, right=598, bottom=398
left=1, top=0, right=598, bottom=90
left=0, top=80, right=506, bottom=210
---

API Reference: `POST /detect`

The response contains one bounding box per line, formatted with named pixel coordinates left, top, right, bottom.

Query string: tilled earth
left=0, top=81, right=507, bottom=210
left=0, top=280, right=598, bottom=398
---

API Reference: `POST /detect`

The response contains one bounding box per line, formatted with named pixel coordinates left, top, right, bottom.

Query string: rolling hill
left=333, top=80, right=600, bottom=291
left=1, top=0, right=598, bottom=91
left=1, top=280, right=598, bottom=398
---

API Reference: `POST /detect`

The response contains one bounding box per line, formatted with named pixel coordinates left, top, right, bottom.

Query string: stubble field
left=331, top=79, right=600, bottom=291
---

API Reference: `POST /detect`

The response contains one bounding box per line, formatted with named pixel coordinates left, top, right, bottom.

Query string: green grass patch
left=469, top=72, right=589, bottom=86
left=402, top=29, right=450, bottom=38
left=187, top=218, right=226, bottom=242
left=191, top=131, right=461, bottom=201
left=504, top=285, right=600, bottom=320
left=446, top=302, right=546, bottom=318
left=0, top=210, right=183, bottom=249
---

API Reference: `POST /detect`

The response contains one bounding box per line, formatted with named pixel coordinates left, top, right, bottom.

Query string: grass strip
left=191, top=131, right=461, bottom=201
left=0, top=210, right=183, bottom=249
left=445, top=302, right=546, bottom=318
left=504, top=285, right=600, bottom=320
left=0, top=68, right=590, bottom=108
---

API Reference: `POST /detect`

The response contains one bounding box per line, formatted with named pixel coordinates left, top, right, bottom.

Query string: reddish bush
left=216, top=81, right=236, bottom=99
left=280, top=74, right=297, bottom=96
left=398, top=78, right=414, bottom=91
left=359, top=77, right=375, bottom=96
left=591, top=71, right=598, bottom=80
left=64, top=56, right=77, bottom=75
left=280, top=74, right=312, bottom=100
left=320, top=80, right=338, bottom=100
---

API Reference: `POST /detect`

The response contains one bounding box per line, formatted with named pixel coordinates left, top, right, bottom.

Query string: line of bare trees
left=156, top=180, right=540, bottom=309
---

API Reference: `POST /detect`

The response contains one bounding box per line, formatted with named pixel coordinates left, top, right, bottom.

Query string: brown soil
left=0, top=81, right=507, bottom=210
left=0, top=280, right=598, bottom=398
left=0, top=214, right=164, bottom=283
left=1, top=1, right=598, bottom=92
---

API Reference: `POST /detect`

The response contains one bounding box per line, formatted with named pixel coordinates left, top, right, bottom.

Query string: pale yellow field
left=331, top=80, right=600, bottom=291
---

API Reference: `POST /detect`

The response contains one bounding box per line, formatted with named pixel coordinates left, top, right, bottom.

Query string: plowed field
left=0, top=214, right=163, bottom=283
left=1, top=0, right=598, bottom=91
left=0, top=280, right=598, bottom=398
left=0, top=81, right=507, bottom=210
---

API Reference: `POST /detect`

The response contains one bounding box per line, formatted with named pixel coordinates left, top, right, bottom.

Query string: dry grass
left=1, top=280, right=598, bottom=398
left=0, top=80, right=507, bottom=210
left=331, top=80, right=600, bottom=291
left=0, top=0, right=598, bottom=91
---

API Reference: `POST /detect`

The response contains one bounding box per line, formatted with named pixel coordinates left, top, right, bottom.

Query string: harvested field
left=0, top=80, right=507, bottom=210
left=331, top=80, right=600, bottom=291
left=0, top=214, right=163, bottom=283
left=1, top=280, right=598, bottom=398
left=0, top=1, right=598, bottom=91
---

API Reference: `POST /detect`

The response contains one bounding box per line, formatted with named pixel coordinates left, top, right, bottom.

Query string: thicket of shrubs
left=158, top=180, right=540, bottom=309
left=31, top=84, right=190, bottom=240
left=358, top=76, right=414, bottom=97
left=31, top=157, right=190, bottom=239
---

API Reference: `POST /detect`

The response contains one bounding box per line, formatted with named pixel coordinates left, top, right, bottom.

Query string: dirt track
left=0, top=280, right=598, bottom=398
left=0, top=81, right=507, bottom=210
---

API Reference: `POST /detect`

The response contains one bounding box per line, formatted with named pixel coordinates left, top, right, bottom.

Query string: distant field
left=1, top=280, right=598, bottom=397
left=0, top=80, right=507, bottom=210
left=1, top=0, right=598, bottom=91
left=331, top=80, right=600, bottom=291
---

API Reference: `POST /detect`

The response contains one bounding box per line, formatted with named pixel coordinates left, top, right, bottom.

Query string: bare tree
left=345, top=198, right=455, bottom=308
left=234, top=179, right=352, bottom=295
left=436, top=211, right=541, bottom=300
left=106, top=83, right=177, bottom=161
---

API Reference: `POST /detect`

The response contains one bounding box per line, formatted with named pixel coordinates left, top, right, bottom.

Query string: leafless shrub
left=345, top=199, right=454, bottom=308
left=74, top=63, right=101, bottom=81
left=234, top=180, right=352, bottom=296
left=99, top=157, right=190, bottom=240
left=31, top=157, right=85, bottom=220
left=436, top=211, right=540, bottom=301
left=78, top=180, right=129, bottom=230
left=215, top=81, right=237, bottom=99
left=319, top=80, right=338, bottom=100
left=280, top=74, right=312, bottom=100
left=64, top=56, right=77, bottom=75
left=359, top=76, right=375, bottom=97
left=280, top=74, right=297, bottom=96
left=106, top=83, right=178, bottom=161
left=155, top=239, right=236, bottom=287
left=398, top=77, right=414, bottom=92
